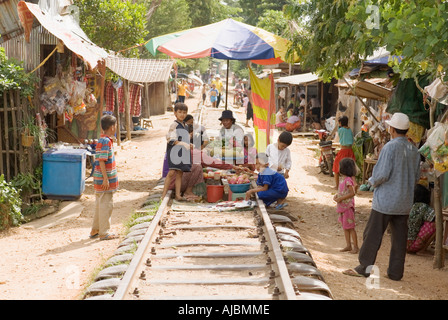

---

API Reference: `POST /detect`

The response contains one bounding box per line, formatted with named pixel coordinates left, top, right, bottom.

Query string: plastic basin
left=228, top=183, right=251, bottom=193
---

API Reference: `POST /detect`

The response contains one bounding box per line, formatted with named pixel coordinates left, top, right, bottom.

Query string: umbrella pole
left=225, top=60, right=229, bottom=110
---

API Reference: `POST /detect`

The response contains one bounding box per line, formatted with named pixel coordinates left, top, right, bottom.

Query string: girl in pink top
left=333, top=158, right=358, bottom=254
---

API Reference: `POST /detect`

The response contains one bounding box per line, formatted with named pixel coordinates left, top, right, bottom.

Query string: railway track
left=84, top=188, right=333, bottom=300
left=83, top=106, right=333, bottom=301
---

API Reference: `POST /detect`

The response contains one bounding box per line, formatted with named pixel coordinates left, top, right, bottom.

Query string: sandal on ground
left=342, top=268, right=367, bottom=277
left=176, top=196, right=195, bottom=202
left=184, top=194, right=200, bottom=201
left=89, top=233, right=99, bottom=239
left=275, top=203, right=288, bottom=210
left=100, top=233, right=118, bottom=241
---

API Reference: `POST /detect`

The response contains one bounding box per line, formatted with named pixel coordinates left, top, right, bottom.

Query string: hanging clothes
left=104, top=81, right=141, bottom=116
left=105, top=82, right=115, bottom=112
left=129, top=83, right=142, bottom=117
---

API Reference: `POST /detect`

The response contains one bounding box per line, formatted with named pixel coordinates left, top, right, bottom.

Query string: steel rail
left=112, top=190, right=172, bottom=300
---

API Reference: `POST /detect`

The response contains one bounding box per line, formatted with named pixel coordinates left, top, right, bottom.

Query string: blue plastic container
left=42, top=148, right=87, bottom=200
left=228, top=183, right=251, bottom=193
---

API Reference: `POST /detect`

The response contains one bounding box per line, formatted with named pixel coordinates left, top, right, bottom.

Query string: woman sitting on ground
left=275, top=106, right=287, bottom=130
left=285, top=108, right=301, bottom=132
left=407, top=184, right=436, bottom=253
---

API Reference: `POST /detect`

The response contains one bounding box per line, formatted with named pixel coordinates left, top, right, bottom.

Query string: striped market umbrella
left=145, top=19, right=296, bottom=109
left=145, top=18, right=294, bottom=65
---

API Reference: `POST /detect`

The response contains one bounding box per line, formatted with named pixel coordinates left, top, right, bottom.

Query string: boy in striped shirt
left=90, top=115, right=118, bottom=240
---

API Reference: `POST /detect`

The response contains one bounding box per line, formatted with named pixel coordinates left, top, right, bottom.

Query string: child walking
left=333, top=158, right=358, bottom=253
left=333, top=116, right=356, bottom=189
left=90, top=115, right=118, bottom=240
left=162, top=102, right=193, bottom=201
left=209, top=84, right=219, bottom=108
left=245, top=153, right=289, bottom=208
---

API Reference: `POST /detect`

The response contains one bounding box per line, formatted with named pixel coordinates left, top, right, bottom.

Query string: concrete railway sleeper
left=83, top=183, right=333, bottom=300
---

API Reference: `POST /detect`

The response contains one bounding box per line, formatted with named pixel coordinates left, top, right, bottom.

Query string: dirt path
left=0, top=94, right=447, bottom=300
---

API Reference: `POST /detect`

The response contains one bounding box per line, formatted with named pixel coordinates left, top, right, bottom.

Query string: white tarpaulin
left=275, top=72, right=319, bottom=86
left=105, top=56, right=174, bottom=83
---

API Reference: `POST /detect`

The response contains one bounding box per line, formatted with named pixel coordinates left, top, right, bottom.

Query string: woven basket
left=21, top=132, right=34, bottom=147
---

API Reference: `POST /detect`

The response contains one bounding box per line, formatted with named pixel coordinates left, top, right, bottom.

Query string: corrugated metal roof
left=0, top=25, right=58, bottom=72
left=0, top=0, right=38, bottom=42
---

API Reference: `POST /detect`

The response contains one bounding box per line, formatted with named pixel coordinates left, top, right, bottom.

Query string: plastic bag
left=419, top=122, right=448, bottom=174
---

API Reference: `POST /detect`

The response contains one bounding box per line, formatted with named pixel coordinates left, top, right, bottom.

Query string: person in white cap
left=343, top=112, right=420, bottom=281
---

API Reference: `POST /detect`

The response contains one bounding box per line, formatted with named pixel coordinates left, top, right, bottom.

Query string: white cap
left=215, top=74, right=220, bottom=78
left=385, top=112, right=410, bottom=130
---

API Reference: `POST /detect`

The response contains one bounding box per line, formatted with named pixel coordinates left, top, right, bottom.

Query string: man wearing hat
left=212, top=74, right=223, bottom=108
left=344, top=112, right=420, bottom=281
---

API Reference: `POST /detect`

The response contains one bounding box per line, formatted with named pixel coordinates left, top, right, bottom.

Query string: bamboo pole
left=3, top=94, right=10, bottom=181
left=98, top=60, right=106, bottom=117
left=113, top=87, right=121, bottom=147
left=9, top=91, right=18, bottom=177
left=343, top=78, right=379, bottom=123
left=433, top=175, right=444, bottom=268
left=225, top=60, right=229, bottom=110
left=413, top=76, right=445, bottom=268
left=430, top=100, right=445, bottom=268
left=302, top=84, right=308, bottom=132
left=0, top=93, right=3, bottom=175
left=124, top=79, right=131, bottom=141
left=320, top=81, right=324, bottom=120
left=16, top=91, right=24, bottom=175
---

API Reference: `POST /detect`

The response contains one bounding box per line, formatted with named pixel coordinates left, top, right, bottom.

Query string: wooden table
left=362, top=158, right=377, bottom=184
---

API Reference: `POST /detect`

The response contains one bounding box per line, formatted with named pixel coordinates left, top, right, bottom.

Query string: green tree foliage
left=145, top=0, right=192, bottom=41
left=74, top=0, right=148, bottom=57
left=347, top=0, right=448, bottom=80
left=238, top=0, right=288, bottom=26
left=187, top=0, right=241, bottom=27
left=0, top=174, right=22, bottom=229
left=0, top=48, right=38, bottom=97
left=285, top=0, right=448, bottom=82
left=256, top=9, right=289, bottom=37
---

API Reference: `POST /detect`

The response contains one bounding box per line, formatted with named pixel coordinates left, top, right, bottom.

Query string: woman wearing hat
left=343, top=112, right=420, bottom=281
left=219, top=110, right=245, bottom=148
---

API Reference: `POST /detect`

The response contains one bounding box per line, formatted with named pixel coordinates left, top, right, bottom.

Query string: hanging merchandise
left=419, top=122, right=448, bottom=174
left=40, top=77, right=70, bottom=115
left=40, top=65, right=97, bottom=116
left=69, top=79, right=88, bottom=115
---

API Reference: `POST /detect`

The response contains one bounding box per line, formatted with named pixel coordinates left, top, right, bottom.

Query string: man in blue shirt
left=344, top=113, right=420, bottom=281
